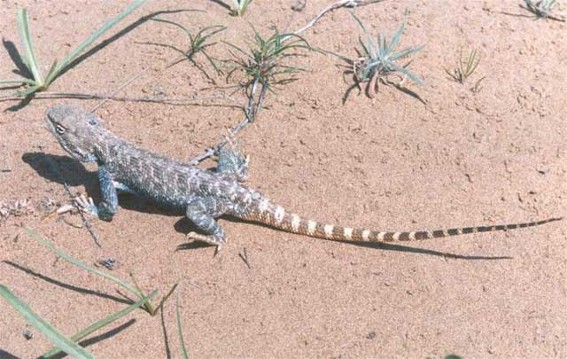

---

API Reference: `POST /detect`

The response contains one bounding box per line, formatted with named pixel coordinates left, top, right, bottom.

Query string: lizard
left=45, top=104, right=562, bottom=250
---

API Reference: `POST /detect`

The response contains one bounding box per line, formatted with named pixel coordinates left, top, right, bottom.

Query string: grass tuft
left=0, top=0, right=146, bottom=99
left=150, top=18, right=225, bottom=78
left=224, top=27, right=310, bottom=122
left=522, top=0, right=561, bottom=18
left=333, top=14, right=424, bottom=99
left=445, top=48, right=485, bottom=92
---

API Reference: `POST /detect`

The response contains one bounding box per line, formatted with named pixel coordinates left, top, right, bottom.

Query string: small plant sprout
left=445, top=48, right=485, bottom=88
left=0, top=0, right=146, bottom=98
left=224, top=27, right=310, bottom=121
left=521, top=0, right=565, bottom=20
left=148, top=19, right=226, bottom=79
left=230, top=0, right=253, bottom=16
left=339, top=15, right=424, bottom=98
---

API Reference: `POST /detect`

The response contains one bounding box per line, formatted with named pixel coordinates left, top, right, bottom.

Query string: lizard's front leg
left=185, top=196, right=231, bottom=249
left=76, top=165, right=119, bottom=221
left=216, top=146, right=249, bottom=182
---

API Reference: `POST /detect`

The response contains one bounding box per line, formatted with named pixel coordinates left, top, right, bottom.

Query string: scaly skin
left=45, top=105, right=562, bottom=249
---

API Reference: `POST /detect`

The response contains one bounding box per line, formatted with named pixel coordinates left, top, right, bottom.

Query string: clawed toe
left=186, top=231, right=225, bottom=251
left=74, top=195, right=97, bottom=216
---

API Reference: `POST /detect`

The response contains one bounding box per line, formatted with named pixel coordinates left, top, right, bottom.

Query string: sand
left=0, top=0, right=565, bottom=358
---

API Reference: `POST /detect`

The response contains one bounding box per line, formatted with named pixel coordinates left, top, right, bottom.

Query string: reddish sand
left=0, top=1, right=565, bottom=358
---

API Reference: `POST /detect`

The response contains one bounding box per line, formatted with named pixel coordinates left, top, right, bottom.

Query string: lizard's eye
left=55, top=124, right=66, bottom=134
left=88, top=118, right=98, bottom=126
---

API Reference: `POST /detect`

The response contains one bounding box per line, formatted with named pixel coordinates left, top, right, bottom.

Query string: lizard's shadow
left=175, top=217, right=511, bottom=260
left=23, top=152, right=180, bottom=216
left=25, top=152, right=514, bottom=259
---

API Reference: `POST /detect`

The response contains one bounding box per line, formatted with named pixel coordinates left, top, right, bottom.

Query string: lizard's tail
left=242, top=201, right=562, bottom=242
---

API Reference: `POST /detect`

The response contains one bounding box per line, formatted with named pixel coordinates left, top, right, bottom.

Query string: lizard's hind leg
left=185, top=196, right=231, bottom=249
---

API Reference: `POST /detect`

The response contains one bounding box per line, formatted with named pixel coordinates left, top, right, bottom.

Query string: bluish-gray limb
left=95, top=165, right=119, bottom=220
left=216, top=147, right=249, bottom=182
left=185, top=196, right=232, bottom=249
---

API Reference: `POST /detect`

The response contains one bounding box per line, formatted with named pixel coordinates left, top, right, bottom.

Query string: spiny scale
left=243, top=198, right=562, bottom=242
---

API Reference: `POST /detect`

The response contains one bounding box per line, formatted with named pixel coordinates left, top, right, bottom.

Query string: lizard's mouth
left=45, top=114, right=94, bottom=162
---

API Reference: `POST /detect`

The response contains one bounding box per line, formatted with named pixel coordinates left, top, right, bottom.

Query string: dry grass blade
left=0, top=285, right=95, bottom=358
left=176, top=290, right=190, bottom=359
left=42, top=290, right=158, bottom=358
left=24, top=228, right=174, bottom=315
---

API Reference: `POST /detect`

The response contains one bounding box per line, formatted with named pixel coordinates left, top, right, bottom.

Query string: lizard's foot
left=217, top=135, right=249, bottom=182
left=186, top=231, right=226, bottom=252
left=74, top=195, right=98, bottom=216
left=74, top=195, right=114, bottom=221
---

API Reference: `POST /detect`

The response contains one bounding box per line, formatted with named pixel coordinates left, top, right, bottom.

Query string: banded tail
left=243, top=199, right=562, bottom=242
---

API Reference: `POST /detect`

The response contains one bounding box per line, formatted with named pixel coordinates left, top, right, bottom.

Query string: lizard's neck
left=92, top=131, right=128, bottom=165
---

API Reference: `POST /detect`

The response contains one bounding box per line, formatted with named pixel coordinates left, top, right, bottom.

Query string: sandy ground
left=0, top=0, right=565, bottom=358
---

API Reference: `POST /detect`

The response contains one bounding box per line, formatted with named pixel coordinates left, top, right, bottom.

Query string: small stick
left=42, top=152, right=102, bottom=247
left=292, top=0, right=386, bottom=36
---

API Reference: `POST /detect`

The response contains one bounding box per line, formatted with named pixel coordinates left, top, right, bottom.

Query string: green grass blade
left=17, top=8, right=43, bottom=84
left=389, top=45, right=424, bottom=62
left=387, top=20, right=405, bottom=54
left=176, top=291, right=189, bottom=359
left=45, top=0, right=147, bottom=85
left=350, top=13, right=369, bottom=35
left=25, top=228, right=144, bottom=299
left=42, top=290, right=158, bottom=359
left=0, top=285, right=95, bottom=359
left=16, top=84, right=43, bottom=97
left=0, top=78, right=36, bottom=85
left=152, top=18, right=193, bottom=40
left=388, top=62, right=423, bottom=85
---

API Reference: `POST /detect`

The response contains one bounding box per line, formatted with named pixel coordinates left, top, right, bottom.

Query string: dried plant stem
left=0, top=92, right=238, bottom=107
left=292, top=0, right=386, bottom=36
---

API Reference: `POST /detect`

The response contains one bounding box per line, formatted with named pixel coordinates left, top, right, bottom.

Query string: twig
left=0, top=92, right=238, bottom=107
left=187, top=77, right=264, bottom=165
left=90, top=71, right=145, bottom=112
left=292, top=0, right=386, bottom=36
left=42, top=152, right=102, bottom=247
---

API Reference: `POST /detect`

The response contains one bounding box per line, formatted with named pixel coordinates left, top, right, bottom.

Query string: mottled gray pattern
left=45, top=105, right=561, bottom=250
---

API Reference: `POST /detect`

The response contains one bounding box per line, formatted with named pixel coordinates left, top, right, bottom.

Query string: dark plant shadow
left=57, top=9, right=198, bottom=82
left=3, top=261, right=132, bottom=305
left=40, top=319, right=136, bottom=359
left=160, top=305, right=172, bottom=359
left=2, top=38, right=32, bottom=79
left=341, top=77, right=426, bottom=105
left=207, top=0, right=231, bottom=11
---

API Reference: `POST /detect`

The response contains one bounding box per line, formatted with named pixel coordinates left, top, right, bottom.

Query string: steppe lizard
left=45, top=105, right=562, bottom=250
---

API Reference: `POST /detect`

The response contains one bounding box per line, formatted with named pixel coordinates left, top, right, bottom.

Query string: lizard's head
left=45, top=105, right=108, bottom=163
